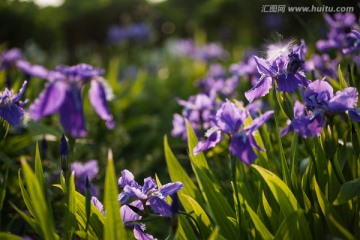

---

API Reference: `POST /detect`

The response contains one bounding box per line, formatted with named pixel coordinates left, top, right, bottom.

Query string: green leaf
left=10, top=202, right=40, bottom=234
left=313, top=176, right=355, bottom=239
left=163, top=136, right=203, bottom=211
left=274, top=210, right=312, bottom=240
left=18, top=170, right=36, bottom=219
left=20, top=160, right=58, bottom=239
left=65, top=172, right=77, bottom=239
left=333, top=178, right=360, bottom=205
left=0, top=233, right=22, bottom=240
left=194, top=166, right=238, bottom=239
left=252, top=165, right=299, bottom=218
left=103, top=149, right=127, bottom=240
left=338, top=64, right=348, bottom=89
left=34, top=142, right=45, bottom=194
left=176, top=215, right=199, bottom=240
left=0, top=166, right=9, bottom=209
left=181, top=194, right=212, bottom=238
left=245, top=201, right=274, bottom=240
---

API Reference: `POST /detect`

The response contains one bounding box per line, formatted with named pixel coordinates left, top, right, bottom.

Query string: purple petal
left=0, top=104, right=24, bottom=126
left=143, top=177, right=157, bottom=195
left=147, top=196, right=171, bottom=217
left=29, top=81, right=67, bottom=121
left=280, top=124, right=294, bottom=137
left=291, top=112, right=326, bottom=138
left=304, top=80, right=334, bottom=106
left=118, top=169, right=137, bottom=187
left=171, top=113, right=187, bottom=140
left=121, top=203, right=142, bottom=224
left=328, top=87, right=358, bottom=113
left=294, top=101, right=306, bottom=118
left=16, top=60, right=49, bottom=79
left=58, top=87, right=87, bottom=137
left=91, top=196, right=105, bottom=215
left=193, top=129, right=221, bottom=155
left=245, top=76, right=272, bottom=103
left=349, top=109, right=360, bottom=122
left=253, top=56, right=277, bottom=76
left=89, top=80, right=115, bottom=129
left=229, top=135, right=257, bottom=165
left=159, top=182, right=184, bottom=197
left=71, top=160, right=99, bottom=180
left=12, top=81, right=28, bottom=103
left=216, top=99, right=247, bottom=133
left=277, top=73, right=301, bottom=92
left=124, top=185, right=147, bottom=200
left=134, top=225, right=156, bottom=240
left=247, top=110, right=274, bottom=133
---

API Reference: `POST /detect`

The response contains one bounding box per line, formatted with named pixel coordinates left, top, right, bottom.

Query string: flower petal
left=193, top=129, right=221, bottom=155
left=0, top=104, right=24, bottom=126
left=349, top=109, right=360, bottom=122
left=229, top=135, right=257, bottom=165
left=89, top=80, right=115, bottom=129
left=58, top=87, right=87, bottom=137
left=253, top=56, right=276, bottom=76
left=159, top=182, right=184, bottom=197
left=215, top=99, right=247, bottom=133
left=247, top=110, right=274, bottom=132
left=245, top=76, right=272, bottom=103
left=291, top=112, right=326, bottom=138
left=147, top=196, right=171, bottom=217
left=277, top=73, right=301, bottom=92
left=328, top=87, right=358, bottom=113
left=134, top=225, right=157, bottom=240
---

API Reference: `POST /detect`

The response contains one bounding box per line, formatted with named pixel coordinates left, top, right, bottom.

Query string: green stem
left=230, top=155, right=241, bottom=226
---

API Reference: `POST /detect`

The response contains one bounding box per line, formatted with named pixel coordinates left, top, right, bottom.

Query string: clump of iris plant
left=245, top=41, right=309, bottom=103
left=0, top=81, right=28, bottom=127
left=29, top=63, right=115, bottom=138
left=281, top=79, right=360, bottom=138
left=118, top=169, right=183, bottom=239
left=194, top=99, right=273, bottom=165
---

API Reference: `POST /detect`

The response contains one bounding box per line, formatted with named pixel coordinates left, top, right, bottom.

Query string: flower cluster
left=107, top=23, right=150, bottom=44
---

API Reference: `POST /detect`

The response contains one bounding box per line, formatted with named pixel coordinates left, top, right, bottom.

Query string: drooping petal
left=29, top=81, right=67, bottom=121
left=253, top=56, right=277, bottom=76
left=215, top=99, right=247, bottom=133
left=349, top=109, right=360, bottom=122
left=193, top=129, right=221, bottom=155
left=0, top=104, right=24, bottom=126
left=89, top=80, right=115, bottom=129
left=328, top=87, right=358, bottom=113
left=229, top=134, right=257, bottom=165
left=291, top=112, right=326, bottom=138
left=120, top=204, right=142, bottom=224
left=58, top=87, right=87, bottom=137
left=133, top=225, right=157, bottom=240
left=91, top=196, right=105, bottom=215
left=247, top=110, right=274, bottom=133
left=159, top=182, right=184, bottom=197
left=16, top=60, right=49, bottom=79
left=245, top=76, right=272, bottom=103
left=147, top=196, right=171, bottom=217
left=277, top=73, right=301, bottom=92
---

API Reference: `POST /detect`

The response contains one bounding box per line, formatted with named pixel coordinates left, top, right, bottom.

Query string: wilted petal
left=277, top=73, right=301, bottom=92
left=159, top=182, right=184, bottom=197
left=245, top=76, right=272, bottom=103
left=134, top=225, right=157, bottom=240
left=229, top=135, right=257, bottom=165
left=58, top=87, right=87, bottom=137
left=193, top=129, right=221, bottom=155
left=29, top=81, right=67, bottom=121
left=0, top=104, right=24, bottom=126
left=328, top=87, right=358, bottom=113
left=147, top=196, right=171, bottom=217
left=89, top=80, right=115, bottom=128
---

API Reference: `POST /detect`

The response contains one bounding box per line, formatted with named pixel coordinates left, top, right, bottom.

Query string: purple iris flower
left=171, top=93, right=218, bottom=140
left=0, top=81, right=28, bottom=126
left=304, top=54, right=339, bottom=79
left=193, top=42, right=229, bottom=62
left=71, top=160, right=99, bottom=196
left=91, top=196, right=105, bottom=216
left=316, top=13, right=359, bottom=53
left=281, top=79, right=360, bottom=138
left=118, top=169, right=183, bottom=217
left=194, top=99, right=273, bottom=165
left=245, top=43, right=309, bottom=103
left=230, top=50, right=261, bottom=86
left=0, top=48, right=23, bottom=71
left=29, top=63, right=115, bottom=137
